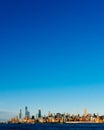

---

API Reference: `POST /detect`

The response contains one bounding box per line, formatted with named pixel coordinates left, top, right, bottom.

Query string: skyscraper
left=19, top=109, right=22, bottom=119
left=25, top=106, right=30, bottom=118
left=83, top=108, right=87, bottom=117
left=25, top=106, right=28, bottom=117
left=38, top=109, right=41, bottom=118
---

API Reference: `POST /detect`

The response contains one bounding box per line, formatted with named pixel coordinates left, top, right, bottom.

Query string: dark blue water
left=0, top=123, right=104, bottom=130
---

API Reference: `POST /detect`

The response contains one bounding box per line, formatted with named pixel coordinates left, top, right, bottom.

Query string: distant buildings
left=10, top=107, right=104, bottom=124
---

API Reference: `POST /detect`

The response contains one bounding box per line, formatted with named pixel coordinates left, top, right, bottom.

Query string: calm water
left=0, top=123, right=104, bottom=130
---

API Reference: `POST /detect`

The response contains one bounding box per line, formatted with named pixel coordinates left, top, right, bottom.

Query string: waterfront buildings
left=10, top=107, right=104, bottom=124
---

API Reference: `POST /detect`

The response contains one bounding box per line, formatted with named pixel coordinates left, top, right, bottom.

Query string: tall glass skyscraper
left=25, top=106, right=30, bottom=118
left=38, top=109, right=41, bottom=118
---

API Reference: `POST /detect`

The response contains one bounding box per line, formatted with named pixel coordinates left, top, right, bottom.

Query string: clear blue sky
left=0, top=0, right=104, bottom=119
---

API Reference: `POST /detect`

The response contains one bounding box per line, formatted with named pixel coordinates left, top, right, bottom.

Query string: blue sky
left=0, top=0, right=104, bottom=118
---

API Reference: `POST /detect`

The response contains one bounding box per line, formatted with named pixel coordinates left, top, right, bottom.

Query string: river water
left=0, top=123, right=104, bottom=130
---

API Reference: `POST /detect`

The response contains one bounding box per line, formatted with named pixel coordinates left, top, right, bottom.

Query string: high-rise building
left=48, top=111, right=51, bottom=117
left=25, top=106, right=30, bottom=118
left=38, top=109, right=41, bottom=118
left=19, top=109, right=22, bottom=119
left=83, top=108, right=87, bottom=117
left=25, top=106, right=28, bottom=117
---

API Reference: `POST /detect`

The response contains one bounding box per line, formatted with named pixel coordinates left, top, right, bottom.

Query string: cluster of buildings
left=10, top=107, right=104, bottom=123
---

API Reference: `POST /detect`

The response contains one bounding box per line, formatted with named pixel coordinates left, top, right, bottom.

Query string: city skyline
left=0, top=0, right=104, bottom=120
left=8, top=105, right=99, bottom=119
left=9, top=106, right=104, bottom=123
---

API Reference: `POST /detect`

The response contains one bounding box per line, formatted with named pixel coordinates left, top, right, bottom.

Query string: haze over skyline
left=0, top=0, right=104, bottom=119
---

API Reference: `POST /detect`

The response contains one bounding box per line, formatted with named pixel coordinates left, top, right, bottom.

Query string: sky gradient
left=0, top=0, right=104, bottom=119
